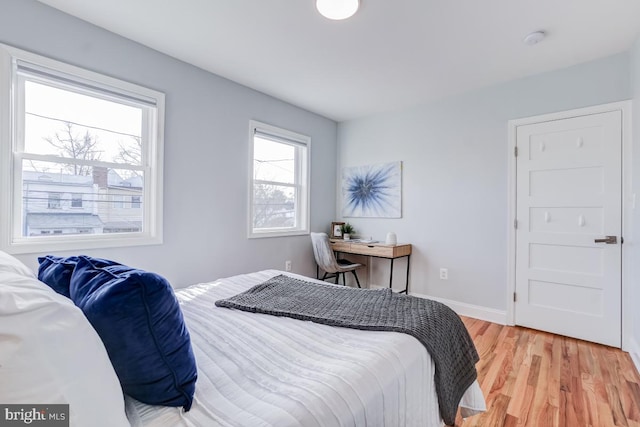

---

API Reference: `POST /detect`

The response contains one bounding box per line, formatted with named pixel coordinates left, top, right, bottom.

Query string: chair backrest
left=310, top=232, right=340, bottom=273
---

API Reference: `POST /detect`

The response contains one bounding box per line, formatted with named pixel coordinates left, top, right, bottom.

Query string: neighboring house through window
left=248, top=120, right=310, bottom=238
left=0, top=43, right=164, bottom=253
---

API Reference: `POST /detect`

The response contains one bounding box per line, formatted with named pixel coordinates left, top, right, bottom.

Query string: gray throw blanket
left=215, top=275, right=479, bottom=426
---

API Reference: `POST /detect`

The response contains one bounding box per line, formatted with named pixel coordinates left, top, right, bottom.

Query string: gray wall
left=631, top=37, right=640, bottom=348
left=2, top=0, right=338, bottom=287
left=337, top=53, right=632, bottom=311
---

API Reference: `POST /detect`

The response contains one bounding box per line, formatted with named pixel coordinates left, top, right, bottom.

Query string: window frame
left=248, top=120, right=310, bottom=239
left=0, top=43, right=165, bottom=254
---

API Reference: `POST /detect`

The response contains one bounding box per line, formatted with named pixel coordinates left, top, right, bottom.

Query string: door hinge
left=514, top=219, right=518, bottom=229
left=514, top=146, right=518, bottom=157
left=621, top=236, right=624, bottom=244
left=513, top=292, right=517, bottom=302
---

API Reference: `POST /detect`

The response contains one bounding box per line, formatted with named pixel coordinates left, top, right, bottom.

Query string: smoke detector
left=523, top=31, right=546, bottom=46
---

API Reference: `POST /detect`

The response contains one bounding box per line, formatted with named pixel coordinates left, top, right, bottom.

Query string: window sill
left=248, top=229, right=309, bottom=239
left=2, top=233, right=163, bottom=255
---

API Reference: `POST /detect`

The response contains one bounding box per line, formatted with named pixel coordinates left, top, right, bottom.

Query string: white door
left=515, top=111, right=622, bottom=347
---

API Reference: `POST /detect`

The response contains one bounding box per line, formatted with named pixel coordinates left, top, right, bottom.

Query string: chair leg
left=322, top=272, right=328, bottom=281
left=335, top=273, right=340, bottom=285
left=351, top=270, right=361, bottom=288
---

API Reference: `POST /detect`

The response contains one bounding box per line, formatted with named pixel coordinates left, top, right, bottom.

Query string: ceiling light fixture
left=316, top=0, right=359, bottom=20
left=523, top=30, right=546, bottom=46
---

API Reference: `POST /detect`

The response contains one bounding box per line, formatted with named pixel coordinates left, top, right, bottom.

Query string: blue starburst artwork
left=342, top=161, right=402, bottom=218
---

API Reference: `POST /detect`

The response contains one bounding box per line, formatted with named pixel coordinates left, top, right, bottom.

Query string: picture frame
left=330, top=221, right=345, bottom=239
left=342, top=161, right=402, bottom=218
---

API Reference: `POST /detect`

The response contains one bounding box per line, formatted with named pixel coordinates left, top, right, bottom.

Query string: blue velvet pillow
left=37, top=255, right=79, bottom=298
left=37, top=255, right=121, bottom=298
left=70, top=256, right=197, bottom=410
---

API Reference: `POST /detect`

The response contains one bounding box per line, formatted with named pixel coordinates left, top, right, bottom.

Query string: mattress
left=125, top=270, right=485, bottom=427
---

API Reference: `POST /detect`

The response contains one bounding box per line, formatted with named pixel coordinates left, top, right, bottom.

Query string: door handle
left=594, top=236, right=617, bottom=244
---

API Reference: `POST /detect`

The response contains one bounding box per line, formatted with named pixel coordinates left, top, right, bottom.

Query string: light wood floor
left=455, top=317, right=640, bottom=427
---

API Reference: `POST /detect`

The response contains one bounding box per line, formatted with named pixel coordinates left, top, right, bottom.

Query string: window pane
left=253, top=184, right=295, bottom=229
left=22, top=160, right=144, bottom=237
left=71, top=194, right=83, bottom=208
left=253, top=137, right=295, bottom=184
left=47, top=193, right=61, bottom=209
left=24, top=81, right=143, bottom=166
left=131, top=196, right=141, bottom=209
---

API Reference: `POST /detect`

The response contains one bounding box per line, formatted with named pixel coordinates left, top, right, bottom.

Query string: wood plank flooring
left=455, top=317, right=640, bottom=427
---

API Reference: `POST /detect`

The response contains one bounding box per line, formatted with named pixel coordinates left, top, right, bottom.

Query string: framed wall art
left=342, top=161, right=402, bottom=218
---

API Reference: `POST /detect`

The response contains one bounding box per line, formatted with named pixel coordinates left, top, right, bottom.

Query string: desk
left=328, top=239, right=412, bottom=293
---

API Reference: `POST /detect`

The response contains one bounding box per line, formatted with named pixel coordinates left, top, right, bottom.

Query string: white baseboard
left=367, top=283, right=507, bottom=324
left=409, top=291, right=508, bottom=325
left=366, top=284, right=507, bottom=324
left=629, top=338, right=640, bottom=376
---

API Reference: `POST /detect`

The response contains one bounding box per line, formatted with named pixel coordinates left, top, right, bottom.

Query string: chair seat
left=311, top=232, right=363, bottom=288
left=336, top=258, right=362, bottom=271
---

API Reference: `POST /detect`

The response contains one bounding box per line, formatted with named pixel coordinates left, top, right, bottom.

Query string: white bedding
left=125, top=270, right=485, bottom=427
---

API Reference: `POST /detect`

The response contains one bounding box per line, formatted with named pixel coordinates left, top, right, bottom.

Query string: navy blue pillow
left=37, top=255, right=120, bottom=298
left=37, top=255, right=80, bottom=298
left=70, top=256, right=197, bottom=411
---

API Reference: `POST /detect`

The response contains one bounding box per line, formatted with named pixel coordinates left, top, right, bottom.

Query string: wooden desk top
left=329, top=239, right=411, bottom=259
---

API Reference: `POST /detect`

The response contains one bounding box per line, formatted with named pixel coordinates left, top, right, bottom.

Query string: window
left=0, top=44, right=165, bottom=253
left=71, top=193, right=83, bottom=208
left=48, top=193, right=61, bottom=209
left=248, top=120, right=309, bottom=238
left=131, top=196, right=141, bottom=209
left=112, top=195, right=125, bottom=209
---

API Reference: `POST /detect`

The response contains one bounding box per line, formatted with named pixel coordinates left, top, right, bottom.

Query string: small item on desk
left=385, top=232, right=397, bottom=245
left=353, top=238, right=378, bottom=243
left=341, top=223, right=355, bottom=241
left=351, top=237, right=378, bottom=243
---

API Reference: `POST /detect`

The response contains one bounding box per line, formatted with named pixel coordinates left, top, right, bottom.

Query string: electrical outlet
left=439, top=268, right=448, bottom=280
left=285, top=260, right=292, bottom=272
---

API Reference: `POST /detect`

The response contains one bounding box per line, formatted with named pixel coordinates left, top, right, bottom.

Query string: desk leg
left=389, top=258, right=394, bottom=289
left=401, top=255, right=410, bottom=294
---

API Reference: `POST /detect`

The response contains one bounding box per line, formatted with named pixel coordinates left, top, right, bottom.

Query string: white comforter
left=125, top=270, right=485, bottom=427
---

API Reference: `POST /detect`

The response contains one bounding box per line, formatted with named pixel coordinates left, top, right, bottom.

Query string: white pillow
left=0, top=251, right=130, bottom=427
left=0, top=250, right=36, bottom=278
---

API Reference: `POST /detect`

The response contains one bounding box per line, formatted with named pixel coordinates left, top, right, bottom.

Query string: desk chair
left=310, top=232, right=362, bottom=287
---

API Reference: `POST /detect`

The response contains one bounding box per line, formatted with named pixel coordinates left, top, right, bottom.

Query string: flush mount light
left=523, top=30, right=546, bottom=46
left=316, top=0, right=360, bottom=20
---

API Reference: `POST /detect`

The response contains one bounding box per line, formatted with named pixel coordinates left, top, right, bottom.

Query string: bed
left=0, top=251, right=485, bottom=427
left=125, top=270, right=485, bottom=426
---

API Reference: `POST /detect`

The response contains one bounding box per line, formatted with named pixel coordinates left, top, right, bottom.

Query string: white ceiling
left=36, top=0, right=640, bottom=122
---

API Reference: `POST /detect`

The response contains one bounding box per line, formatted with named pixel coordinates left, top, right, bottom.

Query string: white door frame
left=507, top=100, right=633, bottom=350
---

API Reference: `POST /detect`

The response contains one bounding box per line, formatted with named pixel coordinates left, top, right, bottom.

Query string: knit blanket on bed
left=215, top=275, right=479, bottom=426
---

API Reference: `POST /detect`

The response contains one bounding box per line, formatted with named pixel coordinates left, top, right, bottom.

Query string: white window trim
left=248, top=120, right=310, bottom=239
left=0, top=43, right=165, bottom=254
